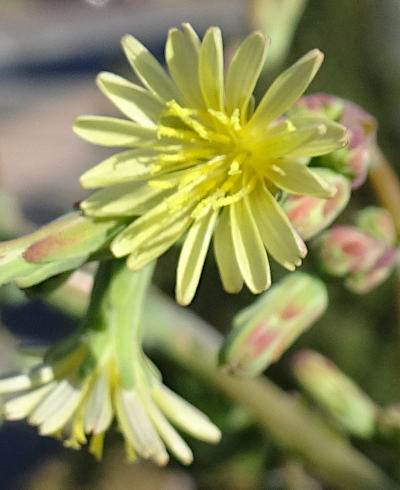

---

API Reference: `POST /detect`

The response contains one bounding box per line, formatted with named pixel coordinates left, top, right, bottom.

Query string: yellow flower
left=74, top=24, right=348, bottom=304
left=0, top=342, right=220, bottom=464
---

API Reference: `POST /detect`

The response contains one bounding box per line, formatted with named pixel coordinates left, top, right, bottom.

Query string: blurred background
left=1, top=0, right=400, bottom=488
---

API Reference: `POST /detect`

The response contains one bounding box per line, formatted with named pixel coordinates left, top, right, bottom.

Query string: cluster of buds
left=219, top=272, right=328, bottom=377
left=290, top=93, right=377, bottom=189
left=314, top=207, right=397, bottom=293
left=292, top=350, right=377, bottom=437
left=0, top=262, right=220, bottom=464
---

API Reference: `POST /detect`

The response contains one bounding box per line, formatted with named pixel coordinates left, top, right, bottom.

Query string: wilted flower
left=292, top=350, right=377, bottom=438
left=74, top=24, right=348, bottom=304
left=283, top=168, right=351, bottom=240
left=292, top=94, right=377, bottom=188
left=219, top=272, right=328, bottom=377
left=0, top=263, right=220, bottom=464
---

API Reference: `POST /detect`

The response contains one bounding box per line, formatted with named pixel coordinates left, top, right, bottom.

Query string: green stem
left=144, top=288, right=393, bottom=490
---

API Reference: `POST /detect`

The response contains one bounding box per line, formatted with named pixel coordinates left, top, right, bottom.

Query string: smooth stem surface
left=144, top=288, right=392, bottom=490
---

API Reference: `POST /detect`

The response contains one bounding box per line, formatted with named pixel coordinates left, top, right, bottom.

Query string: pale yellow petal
left=265, top=159, right=335, bottom=198
left=225, top=32, right=269, bottom=118
left=73, top=116, right=159, bottom=147
left=111, top=201, right=194, bottom=257
left=116, top=389, right=168, bottom=465
left=230, top=196, right=271, bottom=293
left=81, top=182, right=167, bottom=217
left=198, top=27, right=224, bottom=111
left=176, top=209, right=218, bottom=305
left=80, top=149, right=160, bottom=189
left=249, top=183, right=306, bottom=270
left=121, top=34, right=181, bottom=103
left=165, top=25, right=205, bottom=109
left=96, top=72, right=164, bottom=127
left=83, top=370, right=113, bottom=434
left=213, top=207, right=243, bottom=293
left=127, top=213, right=191, bottom=271
left=152, top=383, right=221, bottom=443
left=4, top=383, right=56, bottom=420
left=249, top=49, right=324, bottom=129
left=287, top=116, right=349, bottom=157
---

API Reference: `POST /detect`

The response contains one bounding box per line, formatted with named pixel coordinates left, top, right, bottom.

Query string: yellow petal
left=198, top=27, right=224, bottom=111
left=249, top=49, right=324, bottom=129
left=83, top=370, right=113, bottom=434
left=127, top=213, right=191, bottom=271
left=230, top=196, right=271, bottom=293
left=176, top=209, right=218, bottom=305
left=266, top=159, right=335, bottom=198
left=249, top=183, right=305, bottom=270
left=4, top=383, right=56, bottom=420
left=73, top=116, right=159, bottom=147
left=80, top=148, right=159, bottom=189
left=81, top=182, right=167, bottom=217
left=111, top=201, right=194, bottom=257
left=213, top=207, right=243, bottom=293
left=165, top=24, right=205, bottom=109
left=121, top=34, right=181, bottom=103
left=152, top=383, right=221, bottom=443
left=225, top=32, right=269, bottom=119
left=287, top=116, right=349, bottom=157
left=96, top=72, right=164, bottom=127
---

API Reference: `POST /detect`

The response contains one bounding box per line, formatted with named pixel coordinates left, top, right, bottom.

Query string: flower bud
left=292, top=95, right=377, bottom=189
left=292, top=350, right=377, bottom=437
left=314, top=225, right=386, bottom=277
left=355, top=207, right=396, bottom=246
left=219, top=273, right=328, bottom=377
left=345, top=246, right=396, bottom=294
left=283, top=168, right=351, bottom=240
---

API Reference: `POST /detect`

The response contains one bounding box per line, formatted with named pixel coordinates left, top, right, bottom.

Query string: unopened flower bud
left=292, top=350, right=377, bottom=437
left=292, top=95, right=377, bottom=189
left=283, top=168, right=351, bottom=240
left=315, top=225, right=386, bottom=277
left=355, top=207, right=396, bottom=246
left=292, top=93, right=344, bottom=121
left=345, top=247, right=396, bottom=294
left=219, top=273, right=328, bottom=377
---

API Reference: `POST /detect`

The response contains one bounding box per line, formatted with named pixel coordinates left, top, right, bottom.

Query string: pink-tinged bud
left=355, top=207, right=396, bottom=246
left=292, top=350, right=377, bottom=438
left=292, top=95, right=377, bottom=189
left=292, top=93, right=344, bottom=121
left=219, top=273, right=328, bottom=377
left=345, top=247, right=396, bottom=294
left=339, top=101, right=377, bottom=188
left=315, top=225, right=386, bottom=277
left=283, top=168, right=351, bottom=240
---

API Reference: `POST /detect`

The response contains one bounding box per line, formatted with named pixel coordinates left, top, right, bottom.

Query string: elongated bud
left=292, top=350, right=377, bottom=437
left=345, top=247, right=396, bottom=294
left=314, top=225, right=386, bottom=277
left=355, top=207, right=396, bottom=246
left=0, top=212, right=123, bottom=288
left=219, top=273, right=328, bottom=377
left=283, top=168, right=351, bottom=240
left=292, top=94, right=377, bottom=189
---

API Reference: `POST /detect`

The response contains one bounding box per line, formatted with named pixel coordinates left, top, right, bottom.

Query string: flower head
left=75, top=24, right=348, bottom=304
left=0, top=263, right=220, bottom=464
